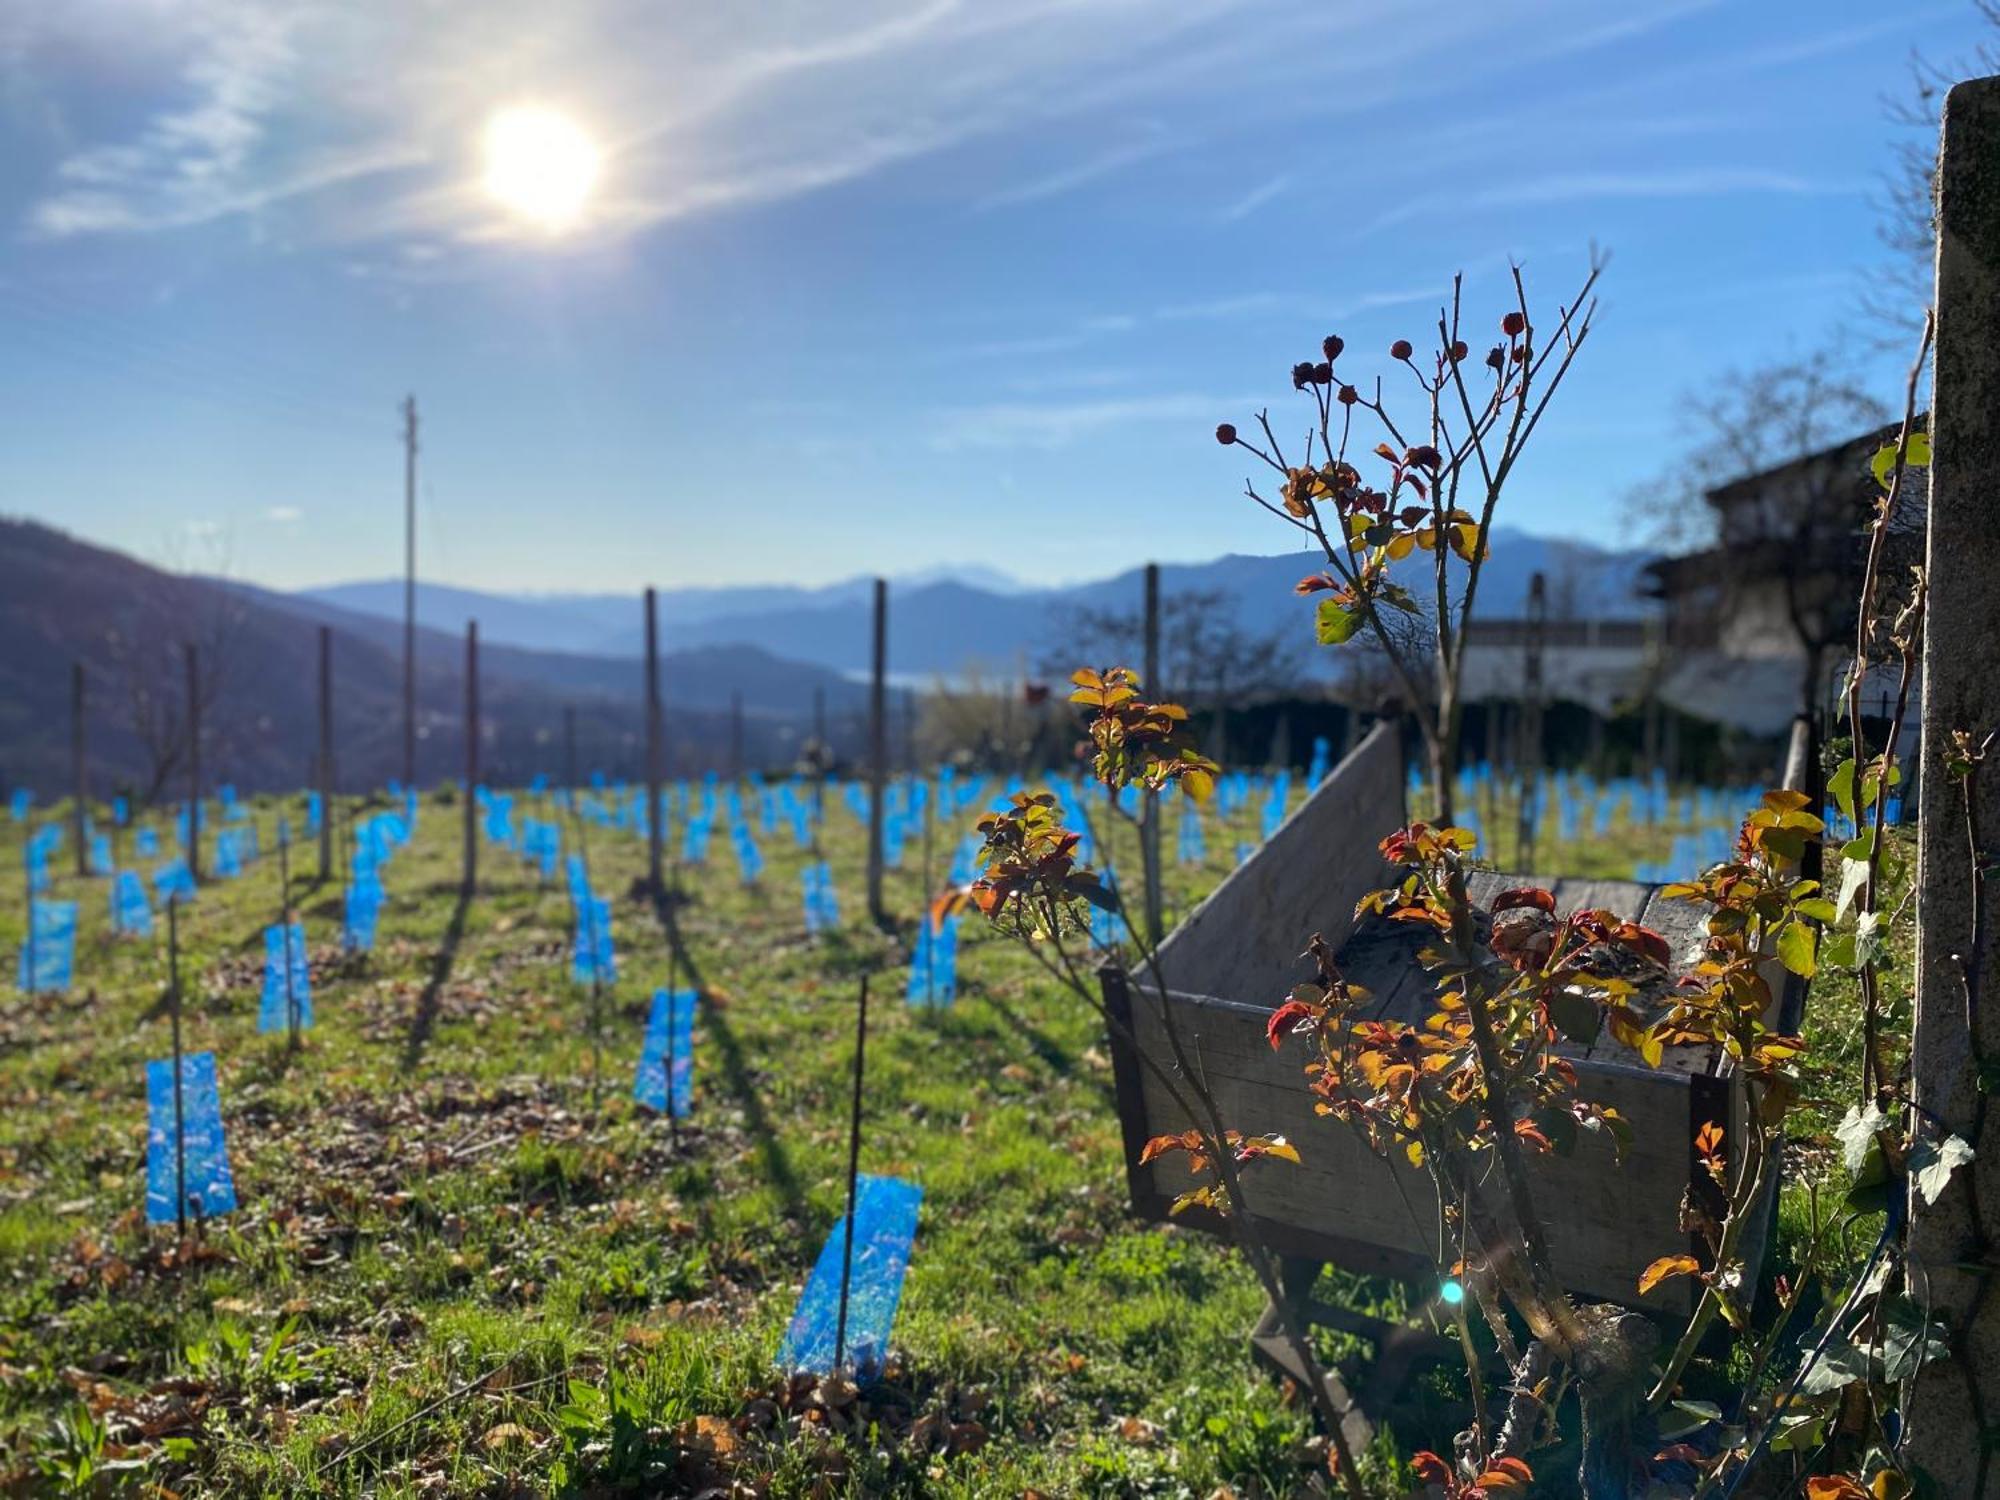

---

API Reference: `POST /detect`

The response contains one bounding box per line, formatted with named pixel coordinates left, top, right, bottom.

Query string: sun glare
left=480, top=105, right=602, bottom=232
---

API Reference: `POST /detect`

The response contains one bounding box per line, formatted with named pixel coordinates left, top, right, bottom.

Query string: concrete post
left=1907, top=73, right=2000, bottom=1495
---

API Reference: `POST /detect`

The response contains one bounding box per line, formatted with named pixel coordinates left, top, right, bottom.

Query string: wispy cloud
left=973, top=134, right=1173, bottom=212
left=265, top=505, right=304, bottom=523
left=1365, top=168, right=1857, bottom=235
left=1217, top=172, right=1289, bottom=223
left=928, top=392, right=1250, bottom=450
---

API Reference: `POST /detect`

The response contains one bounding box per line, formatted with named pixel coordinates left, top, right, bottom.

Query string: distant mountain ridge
left=0, top=519, right=867, bottom=798
left=295, top=531, right=1655, bottom=679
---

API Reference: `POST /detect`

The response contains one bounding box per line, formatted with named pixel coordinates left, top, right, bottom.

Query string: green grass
left=0, top=776, right=1901, bottom=1496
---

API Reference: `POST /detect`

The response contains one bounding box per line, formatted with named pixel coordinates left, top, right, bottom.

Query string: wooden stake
left=463, top=619, right=479, bottom=894
left=184, top=644, right=201, bottom=882
left=318, top=625, right=334, bottom=882
left=402, top=394, right=419, bottom=791
left=644, top=587, right=665, bottom=895
left=167, top=893, right=187, bottom=1239
left=71, top=662, right=87, bottom=878
left=834, top=972, right=869, bottom=1373
left=866, top=578, right=888, bottom=927
left=278, top=820, right=298, bottom=1048
left=1141, top=562, right=1163, bottom=946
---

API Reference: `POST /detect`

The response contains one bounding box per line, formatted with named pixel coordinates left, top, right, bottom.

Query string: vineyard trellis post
left=867, top=578, right=888, bottom=927
left=318, top=625, right=334, bottom=882
left=1141, top=561, right=1164, bottom=947
left=184, top=642, right=201, bottom=882
left=401, top=394, right=418, bottom=791
left=463, top=619, right=478, bottom=894
left=644, top=586, right=665, bottom=895
left=70, top=662, right=87, bottom=878
left=167, top=893, right=187, bottom=1239
left=1906, top=72, right=2000, bottom=1495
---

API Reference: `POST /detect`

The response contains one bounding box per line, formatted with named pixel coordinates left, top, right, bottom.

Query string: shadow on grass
left=402, top=885, right=471, bottom=1073
left=644, top=883, right=810, bottom=1225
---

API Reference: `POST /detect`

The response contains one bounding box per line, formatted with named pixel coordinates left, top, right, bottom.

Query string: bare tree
left=104, top=529, right=247, bottom=806
left=1042, top=587, right=1304, bottom=706
left=1628, top=352, right=1891, bottom=728
left=1872, top=3, right=2000, bottom=334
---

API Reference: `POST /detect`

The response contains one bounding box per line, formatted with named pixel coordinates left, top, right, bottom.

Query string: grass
left=0, top=773, right=1901, bottom=1497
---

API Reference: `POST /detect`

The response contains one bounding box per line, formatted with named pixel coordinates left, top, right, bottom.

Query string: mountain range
left=0, top=518, right=867, bottom=801
left=296, top=529, right=1654, bottom=680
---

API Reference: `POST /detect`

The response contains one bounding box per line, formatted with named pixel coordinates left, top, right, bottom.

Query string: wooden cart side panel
left=1153, top=721, right=1405, bottom=1006
left=1126, top=986, right=1701, bottom=1315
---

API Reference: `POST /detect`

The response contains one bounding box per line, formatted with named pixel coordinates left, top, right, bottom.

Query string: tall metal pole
left=70, top=662, right=87, bottom=877
left=317, top=625, right=334, bottom=881
left=866, top=578, right=888, bottom=926
left=401, top=395, right=419, bottom=792
left=1141, top=562, right=1163, bottom=946
left=644, top=587, right=665, bottom=895
left=463, top=619, right=479, bottom=893
left=184, top=643, right=202, bottom=882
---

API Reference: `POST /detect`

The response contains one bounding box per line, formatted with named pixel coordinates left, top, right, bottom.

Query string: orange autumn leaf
left=1637, top=1254, right=1702, bottom=1296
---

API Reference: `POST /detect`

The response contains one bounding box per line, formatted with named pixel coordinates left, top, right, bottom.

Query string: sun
left=480, top=105, right=602, bottom=232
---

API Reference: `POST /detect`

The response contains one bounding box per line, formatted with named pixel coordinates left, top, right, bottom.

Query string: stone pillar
left=1906, top=73, right=2000, bottom=1495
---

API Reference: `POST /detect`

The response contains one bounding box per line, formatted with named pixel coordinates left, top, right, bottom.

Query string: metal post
left=402, top=395, right=419, bottom=791
left=834, top=973, right=869, bottom=1373
left=168, top=894, right=186, bottom=1238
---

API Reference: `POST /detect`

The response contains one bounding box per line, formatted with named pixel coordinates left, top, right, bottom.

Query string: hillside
left=0, top=520, right=867, bottom=801
left=296, top=530, right=1654, bottom=678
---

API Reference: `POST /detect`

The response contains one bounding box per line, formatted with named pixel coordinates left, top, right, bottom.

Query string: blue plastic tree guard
left=7, top=788, right=29, bottom=820
left=777, top=1175, right=924, bottom=1381
left=343, top=878, right=383, bottom=951
left=257, top=922, right=313, bottom=1032
left=17, top=900, right=78, bottom=993
left=572, top=895, right=615, bottom=984
left=906, top=915, right=958, bottom=1009
left=633, top=988, right=697, bottom=1118
left=136, top=828, right=161, bottom=859
left=144, top=1051, right=239, bottom=1223
left=112, top=870, right=153, bottom=937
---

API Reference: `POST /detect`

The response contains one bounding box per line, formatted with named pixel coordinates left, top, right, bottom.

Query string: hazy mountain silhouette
left=295, top=530, right=1652, bottom=678
left=0, top=519, right=867, bottom=800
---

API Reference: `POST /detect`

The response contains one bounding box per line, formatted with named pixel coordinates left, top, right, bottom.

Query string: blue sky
left=0, top=0, right=1978, bottom=592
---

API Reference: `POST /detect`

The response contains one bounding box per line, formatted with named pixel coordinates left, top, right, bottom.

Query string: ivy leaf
left=1836, top=1103, right=1889, bottom=1173
left=1908, top=1134, right=1975, bottom=1205
left=1879, top=1293, right=1952, bottom=1381
left=1797, top=1337, right=1872, bottom=1396
left=1835, top=857, right=1870, bottom=923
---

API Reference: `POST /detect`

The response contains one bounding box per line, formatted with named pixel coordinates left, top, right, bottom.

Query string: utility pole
left=317, top=626, right=334, bottom=882
left=184, top=644, right=202, bottom=882
left=463, top=620, right=478, bottom=893
left=1141, top=562, right=1164, bottom=946
left=70, top=662, right=87, bottom=877
left=401, top=394, right=419, bottom=792
left=644, top=587, right=665, bottom=895
left=866, top=578, right=888, bottom=927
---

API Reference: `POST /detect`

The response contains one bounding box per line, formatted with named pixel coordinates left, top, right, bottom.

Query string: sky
left=0, top=0, right=1981, bottom=594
